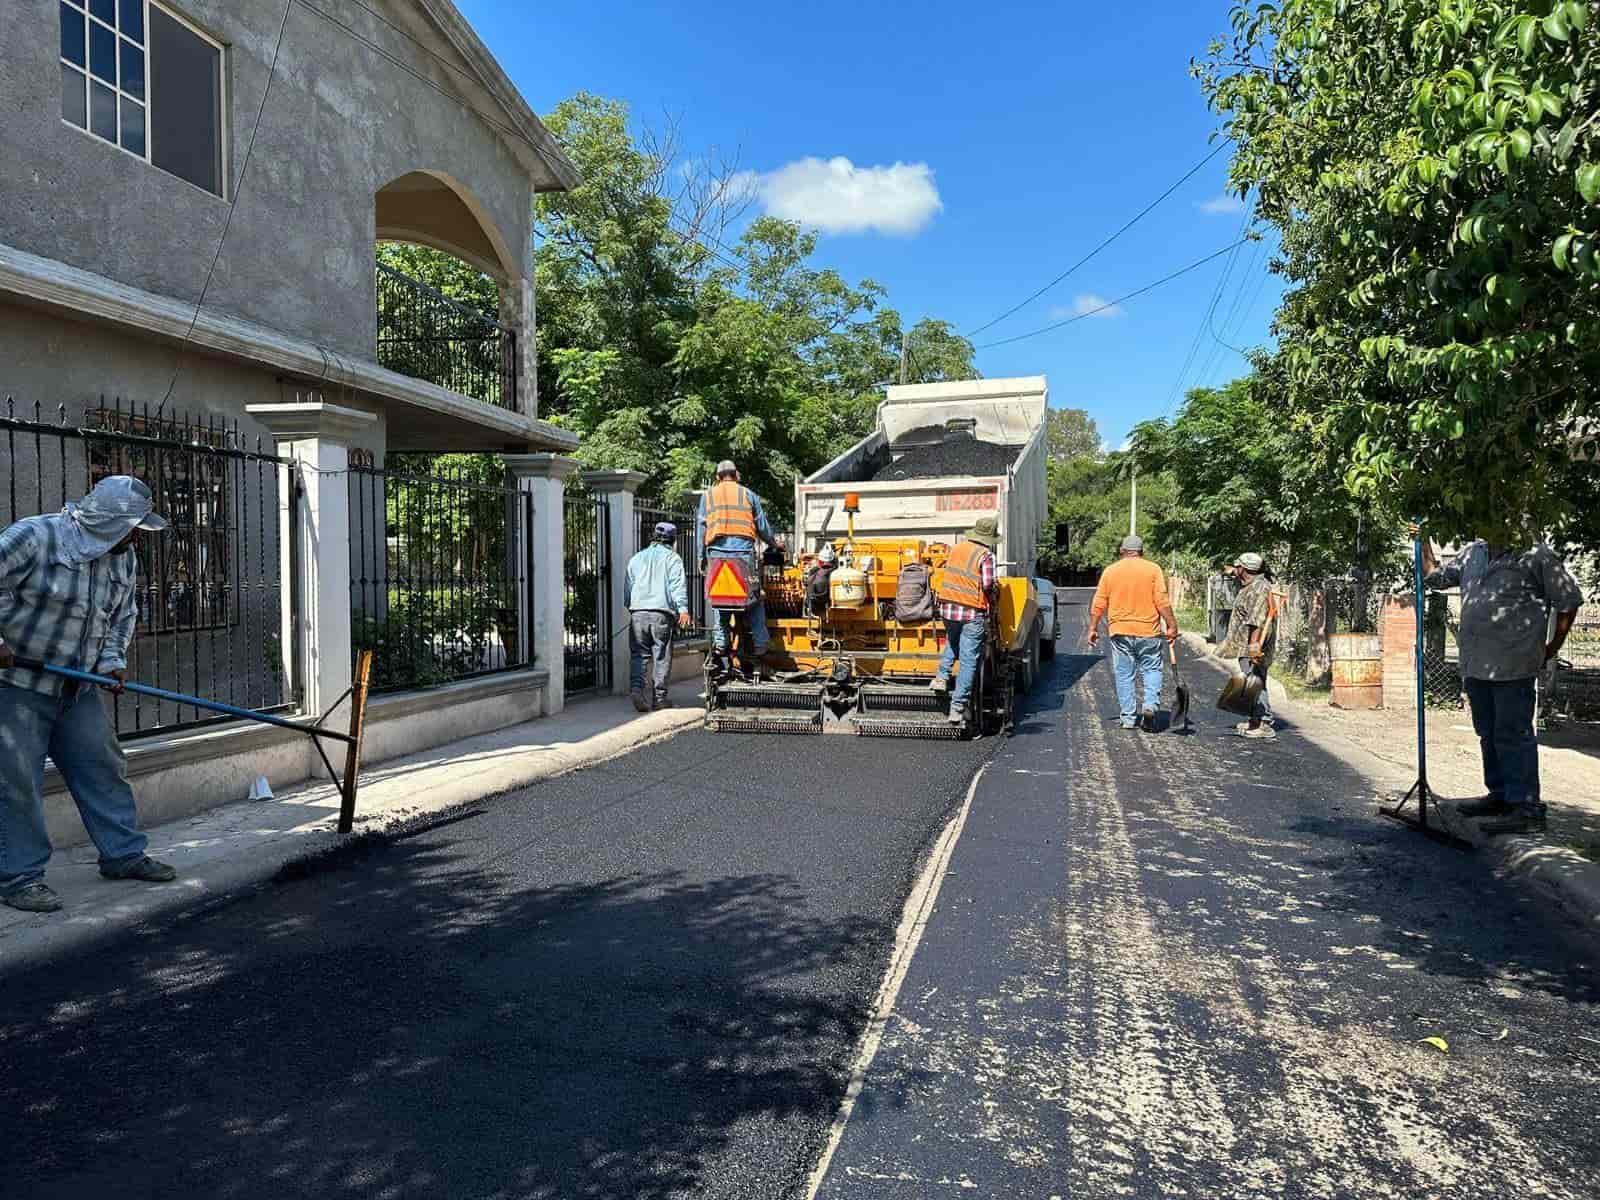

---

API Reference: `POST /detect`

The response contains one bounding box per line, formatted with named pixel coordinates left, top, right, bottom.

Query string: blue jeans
left=0, top=683, right=148, bottom=893
left=1111, top=636, right=1166, bottom=723
left=936, top=615, right=987, bottom=707
left=1464, top=677, right=1541, bottom=811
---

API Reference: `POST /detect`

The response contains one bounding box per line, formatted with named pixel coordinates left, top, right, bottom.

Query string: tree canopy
left=1196, top=1, right=1600, bottom=553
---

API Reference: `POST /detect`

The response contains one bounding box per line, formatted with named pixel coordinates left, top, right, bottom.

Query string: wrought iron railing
left=349, top=463, right=533, bottom=694
left=375, top=263, right=518, bottom=411
left=564, top=494, right=612, bottom=694
left=2, top=397, right=297, bottom=738
left=634, top=505, right=706, bottom=635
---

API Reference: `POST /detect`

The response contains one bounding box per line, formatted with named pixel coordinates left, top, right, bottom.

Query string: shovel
left=1168, top=641, right=1192, bottom=732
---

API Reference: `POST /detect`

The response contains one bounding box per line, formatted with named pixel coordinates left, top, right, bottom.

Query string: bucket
left=1329, top=632, right=1382, bottom=709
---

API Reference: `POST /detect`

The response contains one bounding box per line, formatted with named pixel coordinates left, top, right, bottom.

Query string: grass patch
left=1271, top=662, right=1332, bottom=703
left=1175, top=604, right=1208, bottom=639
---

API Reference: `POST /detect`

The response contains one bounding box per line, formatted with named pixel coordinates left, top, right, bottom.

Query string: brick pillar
left=1381, top=594, right=1418, bottom=711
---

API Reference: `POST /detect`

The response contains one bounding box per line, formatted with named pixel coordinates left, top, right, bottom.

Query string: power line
left=161, top=0, right=295, bottom=405
left=964, top=142, right=1231, bottom=338
left=973, top=240, right=1249, bottom=350
left=1161, top=202, right=1254, bottom=416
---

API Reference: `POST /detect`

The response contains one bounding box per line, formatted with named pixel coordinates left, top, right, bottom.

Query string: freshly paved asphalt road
left=6, top=590, right=1600, bottom=1199
left=816, top=590, right=1600, bottom=1198
left=0, top=726, right=991, bottom=1199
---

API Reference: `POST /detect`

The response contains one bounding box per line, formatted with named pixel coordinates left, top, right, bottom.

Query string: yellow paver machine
left=703, top=530, right=1040, bottom=739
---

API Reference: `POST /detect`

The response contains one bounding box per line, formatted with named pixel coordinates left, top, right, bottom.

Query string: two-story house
left=0, top=0, right=613, bottom=843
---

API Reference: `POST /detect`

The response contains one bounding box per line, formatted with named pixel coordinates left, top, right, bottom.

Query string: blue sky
left=458, top=0, right=1281, bottom=449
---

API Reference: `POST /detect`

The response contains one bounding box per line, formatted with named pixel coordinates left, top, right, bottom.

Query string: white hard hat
left=816, top=544, right=837, bottom=564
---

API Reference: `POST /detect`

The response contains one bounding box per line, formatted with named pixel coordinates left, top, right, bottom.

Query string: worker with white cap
left=695, top=460, right=780, bottom=676
left=624, top=520, right=694, bottom=712
left=1217, top=551, right=1277, bottom=737
left=0, top=476, right=179, bottom=913
left=1087, top=534, right=1180, bottom=731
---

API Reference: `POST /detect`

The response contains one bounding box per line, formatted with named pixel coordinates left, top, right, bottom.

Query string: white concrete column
left=582, top=470, right=648, bottom=695
left=247, top=400, right=378, bottom=721
left=500, top=276, right=537, bottom=418
left=505, top=452, right=581, bottom=715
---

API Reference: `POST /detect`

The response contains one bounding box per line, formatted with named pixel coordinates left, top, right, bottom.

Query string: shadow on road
left=0, top=837, right=891, bottom=1199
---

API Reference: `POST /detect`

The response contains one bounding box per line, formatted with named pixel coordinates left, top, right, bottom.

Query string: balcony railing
left=376, top=263, right=518, bottom=411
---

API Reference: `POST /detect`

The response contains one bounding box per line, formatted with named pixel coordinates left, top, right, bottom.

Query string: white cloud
left=747, top=156, right=942, bottom=236
left=1199, top=194, right=1247, bottom=215
left=1050, top=294, right=1125, bottom=320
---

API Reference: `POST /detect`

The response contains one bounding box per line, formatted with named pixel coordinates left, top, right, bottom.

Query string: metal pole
left=1129, top=468, right=1138, bottom=537
left=1412, top=527, right=1429, bottom=827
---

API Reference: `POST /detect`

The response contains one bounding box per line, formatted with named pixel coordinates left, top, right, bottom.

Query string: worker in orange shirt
left=1087, top=535, right=1180, bottom=731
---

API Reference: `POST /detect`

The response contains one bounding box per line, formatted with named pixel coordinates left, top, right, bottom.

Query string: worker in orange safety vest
left=929, top=516, right=999, bottom=726
left=695, top=461, right=780, bottom=674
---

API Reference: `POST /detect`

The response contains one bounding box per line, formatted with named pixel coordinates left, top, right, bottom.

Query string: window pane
left=119, top=0, right=143, bottom=44
left=60, top=3, right=86, bottom=66
left=89, top=0, right=115, bottom=24
left=121, top=96, right=146, bottom=155
left=148, top=8, right=223, bottom=196
left=89, top=18, right=115, bottom=84
left=90, top=79, right=116, bottom=142
left=120, top=39, right=143, bottom=100
left=61, top=63, right=87, bottom=127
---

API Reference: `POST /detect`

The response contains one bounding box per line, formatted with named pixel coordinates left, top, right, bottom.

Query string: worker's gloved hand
left=0, top=639, right=13, bottom=669
left=100, top=669, right=126, bottom=696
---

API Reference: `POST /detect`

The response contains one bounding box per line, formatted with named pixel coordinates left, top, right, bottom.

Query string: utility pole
left=1129, top=467, right=1139, bottom=537
left=899, top=338, right=908, bottom=385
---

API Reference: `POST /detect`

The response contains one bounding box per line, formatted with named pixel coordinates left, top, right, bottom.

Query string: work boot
left=630, top=688, right=650, bottom=713
left=947, top=703, right=967, bottom=726
left=1235, top=724, right=1277, bottom=740
left=1140, top=706, right=1156, bottom=733
left=1457, top=794, right=1511, bottom=818
left=100, top=855, right=177, bottom=883
left=655, top=695, right=673, bottom=710
left=2, top=883, right=63, bottom=913
left=1478, top=807, right=1547, bottom=836
left=928, top=675, right=948, bottom=693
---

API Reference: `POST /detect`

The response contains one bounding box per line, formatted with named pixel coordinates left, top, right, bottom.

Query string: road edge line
left=803, top=762, right=988, bottom=1199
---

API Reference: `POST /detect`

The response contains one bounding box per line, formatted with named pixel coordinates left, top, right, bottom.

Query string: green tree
left=1197, top=1, right=1600, bottom=552
left=1045, top=407, right=1102, bottom=463
left=1129, top=375, right=1406, bottom=583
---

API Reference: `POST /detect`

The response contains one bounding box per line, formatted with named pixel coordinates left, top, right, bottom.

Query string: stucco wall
left=0, top=0, right=534, bottom=361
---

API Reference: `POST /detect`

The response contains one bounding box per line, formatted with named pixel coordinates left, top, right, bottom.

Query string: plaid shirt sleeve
left=982, top=553, right=997, bottom=594
left=0, top=520, right=39, bottom=593
left=95, top=558, right=140, bottom=674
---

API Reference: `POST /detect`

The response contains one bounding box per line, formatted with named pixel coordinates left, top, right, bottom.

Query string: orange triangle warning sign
left=706, top=558, right=750, bottom=604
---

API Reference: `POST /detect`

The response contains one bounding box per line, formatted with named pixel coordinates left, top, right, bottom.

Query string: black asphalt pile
left=871, top=434, right=1021, bottom=481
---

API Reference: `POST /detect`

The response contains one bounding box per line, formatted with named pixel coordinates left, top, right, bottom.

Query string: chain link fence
left=1544, top=605, right=1600, bottom=725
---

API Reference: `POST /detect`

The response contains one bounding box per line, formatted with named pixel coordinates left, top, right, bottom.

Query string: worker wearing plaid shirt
left=930, top=517, right=1000, bottom=725
left=0, top=476, right=179, bottom=914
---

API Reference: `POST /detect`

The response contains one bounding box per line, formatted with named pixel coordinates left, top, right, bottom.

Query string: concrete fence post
left=581, top=470, right=648, bottom=696
left=504, top=453, right=581, bottom=715
left=246, top=400, right=378, bottom=723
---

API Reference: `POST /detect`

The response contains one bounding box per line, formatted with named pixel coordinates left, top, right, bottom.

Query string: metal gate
left=564, top=494, right=611, bottom=694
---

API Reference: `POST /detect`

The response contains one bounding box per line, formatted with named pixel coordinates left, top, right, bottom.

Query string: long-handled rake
left=16, top=652, right=375, bottom=834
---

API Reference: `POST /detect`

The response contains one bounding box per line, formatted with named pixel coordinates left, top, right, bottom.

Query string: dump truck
left=704, top=376, right=1050, bottom=738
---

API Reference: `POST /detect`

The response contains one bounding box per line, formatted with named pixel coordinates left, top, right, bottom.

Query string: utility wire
left=160, top=0, right=295, bottom=405
left=973, top=240, right=1248, bottom=350
left=1162, top=201, right=1254, bottom=416
left=964, top=142, right=1231, bottom=338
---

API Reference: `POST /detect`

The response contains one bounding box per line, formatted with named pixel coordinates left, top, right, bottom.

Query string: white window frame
left=58, top=0, right=229, bottom=200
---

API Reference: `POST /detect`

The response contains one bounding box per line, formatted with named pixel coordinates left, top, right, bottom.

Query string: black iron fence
left=634, top=505, right=706, bottom=634
left=349, top=463, right=532, bottom=694
left=564, top=494, right=612, bottom=694
left=2, top=398, right=297, bottom=738
left=376, top=263, right=518, bottom=411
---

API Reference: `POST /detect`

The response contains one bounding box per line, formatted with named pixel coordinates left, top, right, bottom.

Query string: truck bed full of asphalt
left=0, top=726, right=991, bottom=1200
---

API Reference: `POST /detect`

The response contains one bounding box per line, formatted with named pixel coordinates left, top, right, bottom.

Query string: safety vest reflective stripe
left=936, top=540, right=991, bottom=610
left=704, top=481, right=758, bottom=544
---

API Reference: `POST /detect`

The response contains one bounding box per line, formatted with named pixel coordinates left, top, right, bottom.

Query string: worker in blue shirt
left=696, top=460, right=780, bottom=676
left=0, top=476, right=180, bottom=913
left=624, top=521, right=693, bottom=712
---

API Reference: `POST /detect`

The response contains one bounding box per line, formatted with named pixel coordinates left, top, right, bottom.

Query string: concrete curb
left=0, top=705, right=702, bottom=972
left=1428, top=801, right=1600, bottom=933
left=1178, top=630, right=1292, bottom=712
